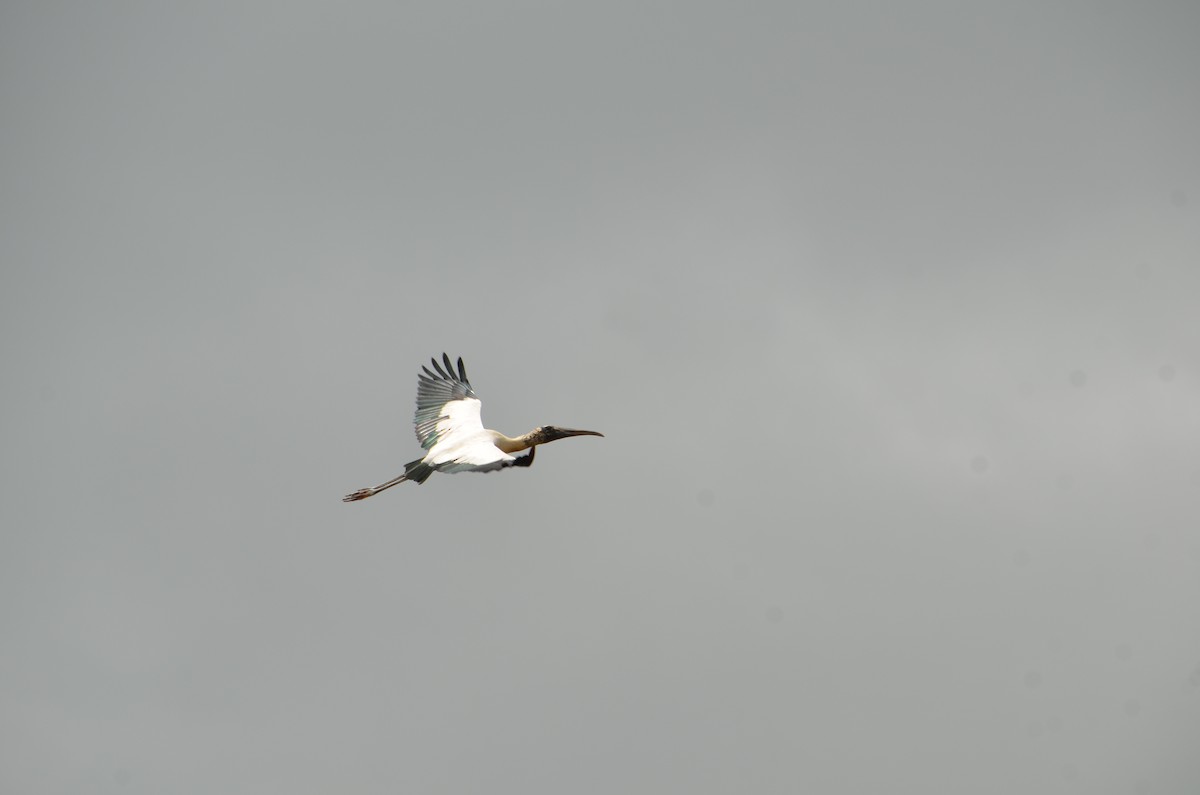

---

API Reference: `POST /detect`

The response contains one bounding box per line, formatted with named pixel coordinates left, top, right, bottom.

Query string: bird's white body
left=424, top=398, right=516, bottom=473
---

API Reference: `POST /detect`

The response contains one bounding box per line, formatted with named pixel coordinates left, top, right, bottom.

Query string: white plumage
left=425, top=399, right=514, bottom=473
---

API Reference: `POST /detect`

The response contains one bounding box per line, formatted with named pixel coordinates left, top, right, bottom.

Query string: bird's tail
left=404, top=458, right=434, bottom=484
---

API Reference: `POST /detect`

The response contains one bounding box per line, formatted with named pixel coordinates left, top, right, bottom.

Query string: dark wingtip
left=430, top=356, right=450, bottom=379
left=424, top=354, right=468, bottom=383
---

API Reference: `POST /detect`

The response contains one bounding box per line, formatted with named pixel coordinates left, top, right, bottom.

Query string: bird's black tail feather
left=404, top=458, right=435, bottom=484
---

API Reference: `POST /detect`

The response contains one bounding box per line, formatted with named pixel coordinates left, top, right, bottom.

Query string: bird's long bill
left=547, top=427, right=604, bottom=441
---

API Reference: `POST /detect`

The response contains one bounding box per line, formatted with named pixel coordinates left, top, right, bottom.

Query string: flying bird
left=343, top=353, right=603, bottom=501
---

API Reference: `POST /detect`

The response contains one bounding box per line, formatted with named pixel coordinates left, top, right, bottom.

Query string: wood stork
left=343, top=353, right=603, bottom=501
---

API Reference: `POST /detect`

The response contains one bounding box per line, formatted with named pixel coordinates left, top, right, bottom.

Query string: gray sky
left=3, top=2, right=1199, bottom=792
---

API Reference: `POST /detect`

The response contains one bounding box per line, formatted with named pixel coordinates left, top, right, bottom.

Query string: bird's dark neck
left=490, top=430, right=538, bottom=453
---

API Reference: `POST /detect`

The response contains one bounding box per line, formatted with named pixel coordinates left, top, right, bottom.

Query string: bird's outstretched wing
left=413, top=353, right=480, bottom=450
left=413, top=353, right=522, bottom=473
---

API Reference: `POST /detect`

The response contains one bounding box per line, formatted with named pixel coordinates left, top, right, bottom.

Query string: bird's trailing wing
left=414, top=353, right=480, bottom=450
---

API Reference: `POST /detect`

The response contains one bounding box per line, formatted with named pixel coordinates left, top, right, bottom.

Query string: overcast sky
left=3, top=2, right=1199, bottom=793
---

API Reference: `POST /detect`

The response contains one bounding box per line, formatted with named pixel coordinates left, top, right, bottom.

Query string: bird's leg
left=513, top=446, right=536, bottom=468
left=342, top=473, right=408, bottom=502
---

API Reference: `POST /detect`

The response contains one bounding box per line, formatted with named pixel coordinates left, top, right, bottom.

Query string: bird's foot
left=342, top=488, right=375, bottom=502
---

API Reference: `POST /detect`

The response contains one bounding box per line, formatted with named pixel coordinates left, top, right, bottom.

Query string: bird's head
left=531, top=425, right=605, bottom=445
